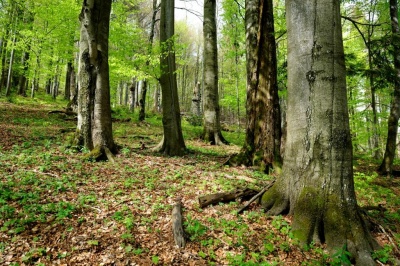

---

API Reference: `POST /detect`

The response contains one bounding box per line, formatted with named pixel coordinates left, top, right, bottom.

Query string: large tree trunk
left=378, top=0, right=400, bottom=175
left=202, top=0, right=227, bottom=145
left=76, top=0, right=115, bottom=155
left=261, top=1, right=377, bottom=264
left=154, top=0, right=186, bottom=156
left=229, top=0, right=281, bottom=172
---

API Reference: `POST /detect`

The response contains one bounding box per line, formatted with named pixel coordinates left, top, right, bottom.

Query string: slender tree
left=202, top=0, right=227, bottom=145
left=378, top=0, right=400, bottom=175
left=261, top=1, right=377, bottom=264
left=154, top=0, right=186, bottom=156
left=228, top=0, right=281, bottom=172
left=75, top=0, right=115, bottom=158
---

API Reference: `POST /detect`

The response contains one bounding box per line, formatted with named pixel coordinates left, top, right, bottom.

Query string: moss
left=82, top=146, right=103, bottom=162
left=291, top=187, right=324, bottom=244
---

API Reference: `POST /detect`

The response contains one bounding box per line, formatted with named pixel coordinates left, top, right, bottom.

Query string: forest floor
left=0, top=97, right=400, bottom=266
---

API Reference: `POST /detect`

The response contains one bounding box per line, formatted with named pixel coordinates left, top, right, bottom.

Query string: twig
left=31, top=169, right=60, bottom=178
left=378, top=224, right=399, bottom=254
left=237, top=179, right=275, bottom=215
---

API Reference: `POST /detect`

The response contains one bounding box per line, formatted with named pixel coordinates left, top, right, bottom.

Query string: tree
left=228, top=0, right=281, bottom=172
left=202, top=0, right=227, bottom=145
left=138, top=0, right=159, bottom=121
left=154, top=0, right=186, bottom=156
left=75, top=0, right=115, bottom=158
left=261, top=1, right=377, bottom=264
left=378, top=0, right=400, bottom=175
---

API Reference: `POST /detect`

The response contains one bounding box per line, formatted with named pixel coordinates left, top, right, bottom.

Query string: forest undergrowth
left=0, top=96, right=399, bottom=265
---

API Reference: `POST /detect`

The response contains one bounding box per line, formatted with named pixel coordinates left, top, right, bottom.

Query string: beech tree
left=228, top=0, right=281, bottom=172
left=202, top=0, right=227, bottom=145
left=378, top=0, right=400, bottom=175
left=261, top=1, right=378, bottom=264
left=154, top=0, right=186, bottom=156
left=75, top=0, right=115, bottom=158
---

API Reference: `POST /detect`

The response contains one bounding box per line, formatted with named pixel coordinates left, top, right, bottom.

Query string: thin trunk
left=202, top=0, right=227, bottom=145
left=378, top=0, right=400, bottom=175
left=139, top=80, right=147, bottom=121
left=129, top=80, right=136, bottom=112
left=18, top=51, right=30, bottom=96
left=5, top=33, right=16, bottom=97
left=65, top=61, right=73, bottom=100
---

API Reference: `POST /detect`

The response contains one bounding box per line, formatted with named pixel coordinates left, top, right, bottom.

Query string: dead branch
left=198, top=188, right=259, bottom=208
left=237, top=179, right=276, bottom=215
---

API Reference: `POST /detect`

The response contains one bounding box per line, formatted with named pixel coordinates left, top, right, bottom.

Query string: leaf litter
left=0, top=102, right=399, bottom=265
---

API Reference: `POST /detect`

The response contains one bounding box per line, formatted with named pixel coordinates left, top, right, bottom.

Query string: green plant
left=330, top=245, right=352, bottom=266
left=372, top=244, right=393, bottom=264
left=185, top=217, right=208, bottom=241
left=151, top=255, right=159, bottom=264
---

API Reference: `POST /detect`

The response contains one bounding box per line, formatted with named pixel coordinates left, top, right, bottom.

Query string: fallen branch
left=237, top=179, right=276, bottom=215
left=172, top=198, right=186, bottom=248
left=48, top=110, right=77, bottom=116
left=198, top=188, right=259, bottom=208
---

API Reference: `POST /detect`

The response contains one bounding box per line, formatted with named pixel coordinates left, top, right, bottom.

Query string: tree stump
left=172, top=198, right=185, bottom=248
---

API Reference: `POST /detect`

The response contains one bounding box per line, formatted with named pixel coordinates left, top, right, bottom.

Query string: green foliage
left=372, top=244, right=393, bottom=264
left=330, top=245, right=352, bottom=266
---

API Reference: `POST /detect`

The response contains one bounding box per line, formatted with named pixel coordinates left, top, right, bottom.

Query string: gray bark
left=261, top=1, right=377, bottom=264
left=155, top=0, right=186, bottom=156
left=5, top=33, right=16, bottom=97
left=76, top=0, right=115, bottom=154
left=202, top=0, right=227, bottom=145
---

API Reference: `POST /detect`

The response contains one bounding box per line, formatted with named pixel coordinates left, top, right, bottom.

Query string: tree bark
left=18, top=51, right=30, bottom=97
left=155, top=0, right=186, bottom=156
left=378, top=0, right=400, bottom=175
left=228, top=0, right=281, bottom=172
left=5, top=33, right=16, bottom=97
left=64, top=61, right=73, bottom=100
left=138, top=80, right=147, bottom=121
left=76, top=0, right=115, bottom=155
left=202, top=0, right=227, bottom=145
left=261, top=1, right=377, bottom=264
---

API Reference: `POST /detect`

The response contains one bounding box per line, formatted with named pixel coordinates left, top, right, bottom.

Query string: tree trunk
left=229, top=0, right=281, bottom=172
left=18, top=51, right=30, bottom=97
left=202, top=0, right=227, bottom=145
left=5, top=33, right=16, bottom=97
left=191, top=81, right=201, bottom=116
left=155, top=0, right=186, bottom=156
left=139, top=80, right=147, bottom=121
left=64, top=61, right=73, bottom=100
left=76, top=0, right=115, bottom=156
left=153, top=83, right=161, bottom=112
left=378, top=0, right=400, bottom=175
left=129, top=80, right=136, bottom=112
left=261, top=1, right=377, bottom=264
